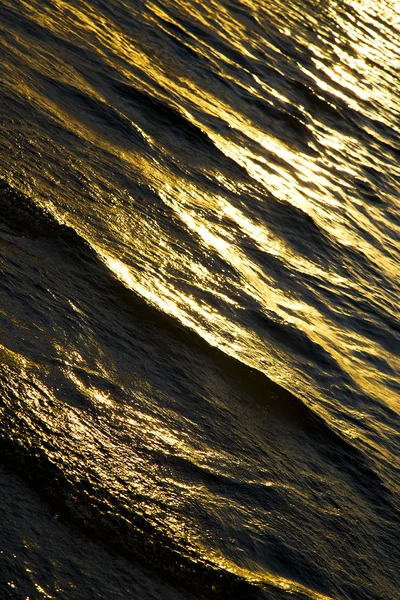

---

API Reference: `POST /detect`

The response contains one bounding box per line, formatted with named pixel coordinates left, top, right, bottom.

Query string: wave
left=1, top=180, right=396, bottom=516
left=0, top=17, right=399, bottom=600
left=110, top=80, right=253, bottom=180
left=113, top=81, right=213, bottom=147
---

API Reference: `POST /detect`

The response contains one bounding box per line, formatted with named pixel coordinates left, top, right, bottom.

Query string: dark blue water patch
left=259, top=31, right=310, bottom=69
left=298, top=275, right=400, bottom=357
left=0, top=3, right=100, bottom=77
left=0, top=0, right=176, bottom=133
left=290, top=80, right=351, bottom=131
left=345, top=311, right=398, bottom=361
left=345, top=216, right=397, bottom=262
left=0, top=180, right=82, bottom=241
left=150, top=2, right=213, bottom=47
left=363, top=119, right=400, bottom=157
left=0, top=464, right=201, bottom=600
left=270, top=200, right=322, bottom=240
left=31, top=73, right=152, bottom=152
left=241, top=96, right=316, bottom=155
left=249, top=93, right=309, bottom=130
left=93, top=0, right=146, bottom=32
left=291, top=84, right=387, bottom=160
left=0, top=2, right=40, bottom=40
left=146, top=9, right=211, bottom=67
left=253, top=533, right=330, bottom=596
left=152, top=12, right=195, bottom=44
left=222, top=0, right=262, bottom=30
left=196, top=30, right=253, bottom=71
left=0, top=431, right=267, bottom=600
left=111, top=81, right=212, bottom=148
left=352, top=350, right=397, bottom=376
left=149, top=9, right=316, bottom=159
left=153, top=0, right=244, bottom=63
left=329, top=243, right=398, bottom=302
left=361, top=163, right=398, bottom=196
left=108, top=79, right=252, bottom=181
left=384, top=205, right=400, bottom=231
left=249, top=196, right=335, bottom=264
left=368, top=400, right=400, bottom=438
left=160, top=26, right=201, bottom=62
left=354, top=177, right=385, bottom=205
left=237, top=237, right=333, bottom=305
left=384, top=377, right=400, bottom=394
left=0, top=97, right=123, bottom=201
left=250, top=307, right=341, bottom=371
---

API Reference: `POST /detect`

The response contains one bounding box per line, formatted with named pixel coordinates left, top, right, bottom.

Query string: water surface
left=0, top=1, right=399, bottom=598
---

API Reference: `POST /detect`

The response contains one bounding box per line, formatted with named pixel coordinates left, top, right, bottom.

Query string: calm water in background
left=0, top=0, right=399, bottom=598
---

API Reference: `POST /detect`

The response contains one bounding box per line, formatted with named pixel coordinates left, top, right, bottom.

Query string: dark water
left=0, top=0, right=399, bottom=598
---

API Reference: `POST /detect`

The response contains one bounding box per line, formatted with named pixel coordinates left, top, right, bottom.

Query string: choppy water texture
left=0, top=0, right=399, bottom=598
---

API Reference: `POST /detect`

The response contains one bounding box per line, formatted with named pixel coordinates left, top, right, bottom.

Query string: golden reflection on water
left=103, top=253, right=248, bottom=357
left=1, top=3, right=399, bottom=597
left=306, top=0, right=400, bottom=123
left=9, top=0, right=398, bottom=414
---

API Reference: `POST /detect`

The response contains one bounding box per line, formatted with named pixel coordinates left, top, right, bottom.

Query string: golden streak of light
left=309, top=1, right=400, bottom=124
left=192, top=551, right=336, bottom=600
left=67, top=370, right=114, bottom=408
left=101, top=253, right=248, bottom=356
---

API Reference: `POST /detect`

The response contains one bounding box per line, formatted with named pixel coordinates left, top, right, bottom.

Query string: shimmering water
left=0, top=1, right=399, bottom=598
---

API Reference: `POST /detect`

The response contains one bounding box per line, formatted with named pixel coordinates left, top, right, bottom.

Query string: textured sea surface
left=0, top=1, right=399, bottom=598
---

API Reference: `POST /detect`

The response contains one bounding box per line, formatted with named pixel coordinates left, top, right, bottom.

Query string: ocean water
left=0, top=0, right=399, bottom=598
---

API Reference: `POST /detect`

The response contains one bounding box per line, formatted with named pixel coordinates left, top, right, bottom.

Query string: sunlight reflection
left=102, top=254, right=247, bottom=356
left=307, top=0, right=400, bottom=126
